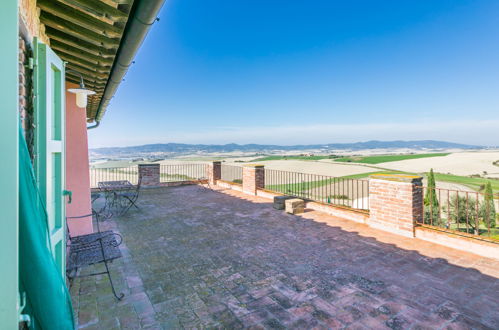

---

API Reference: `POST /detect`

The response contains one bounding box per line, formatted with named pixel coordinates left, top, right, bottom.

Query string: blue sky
left=88, top=0, right=499, bottom=148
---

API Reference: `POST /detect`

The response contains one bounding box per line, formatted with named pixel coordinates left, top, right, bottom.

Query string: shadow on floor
left=72, top=185, right=499, bottom=329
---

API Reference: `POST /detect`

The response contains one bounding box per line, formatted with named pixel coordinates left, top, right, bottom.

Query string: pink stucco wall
left=65, top=82, right=93, bottom=235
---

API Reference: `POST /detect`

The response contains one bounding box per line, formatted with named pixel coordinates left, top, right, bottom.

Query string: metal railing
left=264, top=169, right=369, bottom=210
left=160, top=164, right=207, bottom=183
left=221, top=164, right=243, bottom=185
left=90, top=164, right=208, bottom=188
left=90, top=166, right=139, bottom=188
left=420, top=186, right=498, bottom=241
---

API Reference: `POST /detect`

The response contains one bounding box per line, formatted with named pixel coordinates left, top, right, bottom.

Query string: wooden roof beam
left=40, top=11, right=120, bottom=48
left=38, top=0, right=122, bottom=37
left=46, top=28, right=116, bottom=57
left=50, top=40, right=114, bottom=65
left=58, top=51, right=111, bottom=73
left=66, top=69, right=107, bottom=83
left=101, top=0, right=134, bottom=7
left=66, top=63, right=109, bottom=80
left=57, top=0, right=129, bottom=23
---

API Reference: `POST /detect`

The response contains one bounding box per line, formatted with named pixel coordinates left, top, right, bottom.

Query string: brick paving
left=72, top=185, right=499, bottom=329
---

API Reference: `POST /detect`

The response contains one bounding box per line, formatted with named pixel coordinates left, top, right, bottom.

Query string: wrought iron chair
left=66, top=210, right=124, bottom=300
left=197, top=173, right=213, bottom=191
left=114, top=176, right=142, bottom=215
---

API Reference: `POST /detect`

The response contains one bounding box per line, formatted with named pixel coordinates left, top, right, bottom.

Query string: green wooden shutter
left=0, top=1, right=20, bottom=328
left=34, top=39, right=67, bottom=276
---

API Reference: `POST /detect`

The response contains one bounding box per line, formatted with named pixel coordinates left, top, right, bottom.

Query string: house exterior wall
left=19, top=35, right=36, bottom=160
left=19, top=0, right=49, bottom=45
left=66, top=83, right=93, bottom=235
left=18, top=0, right=92, bottom=236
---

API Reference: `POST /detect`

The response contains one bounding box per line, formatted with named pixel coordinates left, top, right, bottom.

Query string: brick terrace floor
left=72, top=185, right=499, bottom=329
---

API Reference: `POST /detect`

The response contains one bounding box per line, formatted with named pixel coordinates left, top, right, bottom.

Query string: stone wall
left=18, top=35, right=35, bottom=160
left=19, top=0, right=50, bottom=45
left=18, top=0, right=50, bottom=161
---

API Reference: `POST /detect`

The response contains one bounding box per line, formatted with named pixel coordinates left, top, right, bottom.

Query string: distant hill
left=90, top=140, right=483, bottom=159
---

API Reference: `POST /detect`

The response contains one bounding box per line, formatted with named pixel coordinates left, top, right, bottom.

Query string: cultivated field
left=378, top=151, right=499, bottom=177
left=91, top=149, right=499, bottom=193
left=334, top=153, right=450, bottom=164
left=228, top=160, right=375, bottom=177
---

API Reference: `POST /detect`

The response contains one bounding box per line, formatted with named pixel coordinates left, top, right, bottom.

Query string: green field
left=340, top=170, right=416, bottom=179
left=334, top=153, right=450, bottom=164
left=266, top=177, right=337, bottom=193
left=340, top=170, right=499, bottom=194
left=432, top=173, right=499, bottom=192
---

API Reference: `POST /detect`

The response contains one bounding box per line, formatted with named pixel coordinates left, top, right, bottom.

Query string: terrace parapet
left=208, top=161, right=222, bottom=185
left=138, top=164, right=160, bottom=186
left=368, top=174, right=423, bottom=238
left=242, top=164, right=265, bottom=196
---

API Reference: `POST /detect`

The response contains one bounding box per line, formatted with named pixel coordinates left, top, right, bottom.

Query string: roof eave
left=93, top=0, right=166, bottom=123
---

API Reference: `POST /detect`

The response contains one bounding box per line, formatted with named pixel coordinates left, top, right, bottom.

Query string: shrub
left=327, top=195, right=349, bottom=202
left=449, top=195, right=480, bottom=234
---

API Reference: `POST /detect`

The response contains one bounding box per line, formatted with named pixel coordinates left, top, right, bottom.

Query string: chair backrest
left=66, top=213, right=94, bottom=241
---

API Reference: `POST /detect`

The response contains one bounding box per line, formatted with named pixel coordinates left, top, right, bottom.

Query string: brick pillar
left=138, top=164, right=160, bottom=187
left=207, top=161, right=221, bottom=185
left=242, top=164, right=265, bottom=196
left=368, top=174, right=423, bottom=238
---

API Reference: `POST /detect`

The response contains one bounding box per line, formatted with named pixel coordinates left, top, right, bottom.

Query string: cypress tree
left=482, top=182, right=496, bottom=229
left=424, top=169, right=440, bottom=225
left=424, top=169, right=438, bottom=206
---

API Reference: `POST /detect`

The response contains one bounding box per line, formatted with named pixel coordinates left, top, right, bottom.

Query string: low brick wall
left=159, top=180, right=206, bottom=188
left=90, top=180, right=205, bottom=193
left=256, top=189, right=282, bottom=200
left=91, top=164, right=498, bottom=260
left=306, top=201, right=369, bottom=224
left=216, top=180, right=243, bottom=192
left=255, top=189, right=369, bottom=223
left=415, top=226, right=499, bottom=260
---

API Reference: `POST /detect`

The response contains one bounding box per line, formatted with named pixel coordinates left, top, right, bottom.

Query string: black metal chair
left=66, top=211, right=124, bottom=300
left=114, top=177, right=142, bottom=215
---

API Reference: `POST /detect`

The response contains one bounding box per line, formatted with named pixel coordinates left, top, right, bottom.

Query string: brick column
left=207, top=161, right=222, bottom=185
left=242, top=164, right=265, bottom=196
left=368, top=174, right=423, bottom=238
left=138, top=164, right=160, bottom=187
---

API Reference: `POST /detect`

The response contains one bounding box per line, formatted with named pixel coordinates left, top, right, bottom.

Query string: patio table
left=98, top=180, right=134, bottom=191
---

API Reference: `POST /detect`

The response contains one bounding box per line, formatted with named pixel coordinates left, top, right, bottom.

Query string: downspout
left=86, top=120, right=100, bottom=130
left=91, top=0, right=165, bottom=126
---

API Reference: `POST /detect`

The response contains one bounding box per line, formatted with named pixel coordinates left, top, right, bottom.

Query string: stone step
left=285, top=198, right=305, bottom=214
left=273, top=195, right=294, bottom=210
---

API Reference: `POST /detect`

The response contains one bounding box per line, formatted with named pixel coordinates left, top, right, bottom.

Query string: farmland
left=333, top=153, right=450, bottom=164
